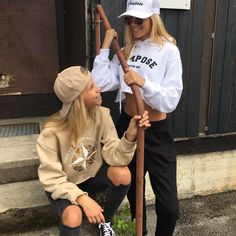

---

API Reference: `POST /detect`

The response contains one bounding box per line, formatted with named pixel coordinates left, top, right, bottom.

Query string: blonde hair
left=44, top=80, right=96, bottom=147
left=123, top=14, right=176, bottom=60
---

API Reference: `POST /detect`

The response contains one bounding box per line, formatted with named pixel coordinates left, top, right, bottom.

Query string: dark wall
left=208, top=0, right=236, bottom=134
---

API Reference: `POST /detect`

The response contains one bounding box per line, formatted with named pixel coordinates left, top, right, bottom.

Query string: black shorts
left=45, top=164, right=111, bottom=217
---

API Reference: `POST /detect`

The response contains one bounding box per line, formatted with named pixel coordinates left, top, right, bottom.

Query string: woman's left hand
left=124, top=68, right=145, bottom=87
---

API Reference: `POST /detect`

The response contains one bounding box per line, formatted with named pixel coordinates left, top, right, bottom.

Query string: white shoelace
left=99, top=222, right=115, bottom=236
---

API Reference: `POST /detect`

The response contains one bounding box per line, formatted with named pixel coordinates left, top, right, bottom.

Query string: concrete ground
left=2, top=190, right=235, bottom=236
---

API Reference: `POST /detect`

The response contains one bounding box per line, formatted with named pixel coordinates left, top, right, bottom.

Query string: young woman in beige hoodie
left=36, top=66, right=150, bottom=236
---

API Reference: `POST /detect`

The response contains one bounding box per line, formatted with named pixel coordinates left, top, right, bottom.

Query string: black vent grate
left=0, top=123, right=40, bottom=137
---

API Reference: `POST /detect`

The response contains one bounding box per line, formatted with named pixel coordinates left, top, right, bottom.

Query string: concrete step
left=0, top=179, right=105, bottom=234
left=0, top=177, right=154, bottom=234
left=0, top=135, right=39, bottom=184
left=0, top=178, right=108, bottom=235
left=0, top=179, right=111, bottom=234
left=0, top=180, right=56, bottom=233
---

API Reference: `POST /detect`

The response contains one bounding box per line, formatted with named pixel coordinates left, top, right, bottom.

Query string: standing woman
left=92, top=0, right=183, bottom=235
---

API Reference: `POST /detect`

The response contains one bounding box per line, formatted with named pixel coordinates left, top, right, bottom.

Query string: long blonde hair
left=123, top=14, right=176, bottom=60
left=43, top=95, right=96, bottom=147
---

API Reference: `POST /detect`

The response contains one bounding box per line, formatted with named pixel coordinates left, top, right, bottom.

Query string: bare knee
left=108, top=166, right=131, bottom=186
left=61, top=205, right=82, bottom=228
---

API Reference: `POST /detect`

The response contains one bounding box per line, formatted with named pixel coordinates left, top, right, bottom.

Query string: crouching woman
left=36, top=66, right=150, bottom=236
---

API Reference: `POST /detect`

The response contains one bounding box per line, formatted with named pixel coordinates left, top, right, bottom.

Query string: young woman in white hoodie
left=36, top=66, right=150, bottom=236
left=92, top=0, right=183, bottom=235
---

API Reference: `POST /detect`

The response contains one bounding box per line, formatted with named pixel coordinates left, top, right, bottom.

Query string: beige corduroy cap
left=54, top=66, right=91, bottom=117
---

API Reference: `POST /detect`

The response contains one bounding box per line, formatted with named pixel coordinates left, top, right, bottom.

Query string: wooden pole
left=94, top=9, right=101, bottom=55
left=95, top=5, right=145, bottom=236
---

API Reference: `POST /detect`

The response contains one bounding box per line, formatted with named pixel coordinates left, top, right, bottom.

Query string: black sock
left=59, top=224, right=80, bottom=236
left=103, top=184, right=130, bottom=222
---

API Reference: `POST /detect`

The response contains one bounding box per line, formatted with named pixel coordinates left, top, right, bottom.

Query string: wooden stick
left=95, top=5, right=145, bottom=236
left=94, top=9, right=101, bottom=55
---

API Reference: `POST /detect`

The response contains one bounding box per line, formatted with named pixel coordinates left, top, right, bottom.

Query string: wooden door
left=0, top=0, right=63, bottom=118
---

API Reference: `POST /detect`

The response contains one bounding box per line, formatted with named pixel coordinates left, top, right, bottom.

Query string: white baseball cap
left=118, top=0, right=160, bottom=19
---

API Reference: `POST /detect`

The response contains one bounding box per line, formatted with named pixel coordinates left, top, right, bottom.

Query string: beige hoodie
left=37, top=106, right=136, bottom=205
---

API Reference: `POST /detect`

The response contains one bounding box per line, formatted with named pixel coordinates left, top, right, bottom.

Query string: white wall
left=144, top=150, right=236, bottom=203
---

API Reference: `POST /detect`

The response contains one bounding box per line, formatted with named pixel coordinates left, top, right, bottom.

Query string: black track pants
left=116, top=111, right=179, bottom=236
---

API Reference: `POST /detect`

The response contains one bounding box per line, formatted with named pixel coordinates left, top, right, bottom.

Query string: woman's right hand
left=126, top=110, right=151, bottom=142
left=102, top=29, right=118, bottom=49
left=76, top=194, right=105, bottom=224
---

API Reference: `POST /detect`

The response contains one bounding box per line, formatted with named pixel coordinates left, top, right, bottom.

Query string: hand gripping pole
left=95, top=5, right=145, bottom=236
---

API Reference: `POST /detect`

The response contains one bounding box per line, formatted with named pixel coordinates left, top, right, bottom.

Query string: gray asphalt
left=148, top=190, right=236, bottom=236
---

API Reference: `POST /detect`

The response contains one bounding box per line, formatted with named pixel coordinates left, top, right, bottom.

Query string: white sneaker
left=98, top=222, right=116, bottom=236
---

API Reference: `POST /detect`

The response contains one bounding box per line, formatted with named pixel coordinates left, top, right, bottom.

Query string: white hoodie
left=92, top=38, right=183, bottom=113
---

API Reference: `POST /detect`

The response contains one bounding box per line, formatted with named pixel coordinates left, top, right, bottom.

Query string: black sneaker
left=98, top=222, right=116, bottom=236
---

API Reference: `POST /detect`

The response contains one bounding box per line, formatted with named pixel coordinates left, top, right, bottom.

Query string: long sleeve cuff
left=51, top=187, right=88, bottom=205
left=99, top=49, right=110, bottom=60
left=121, top=133, right=137, bottom=148
left=68, top=188, right=88, bottom=205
